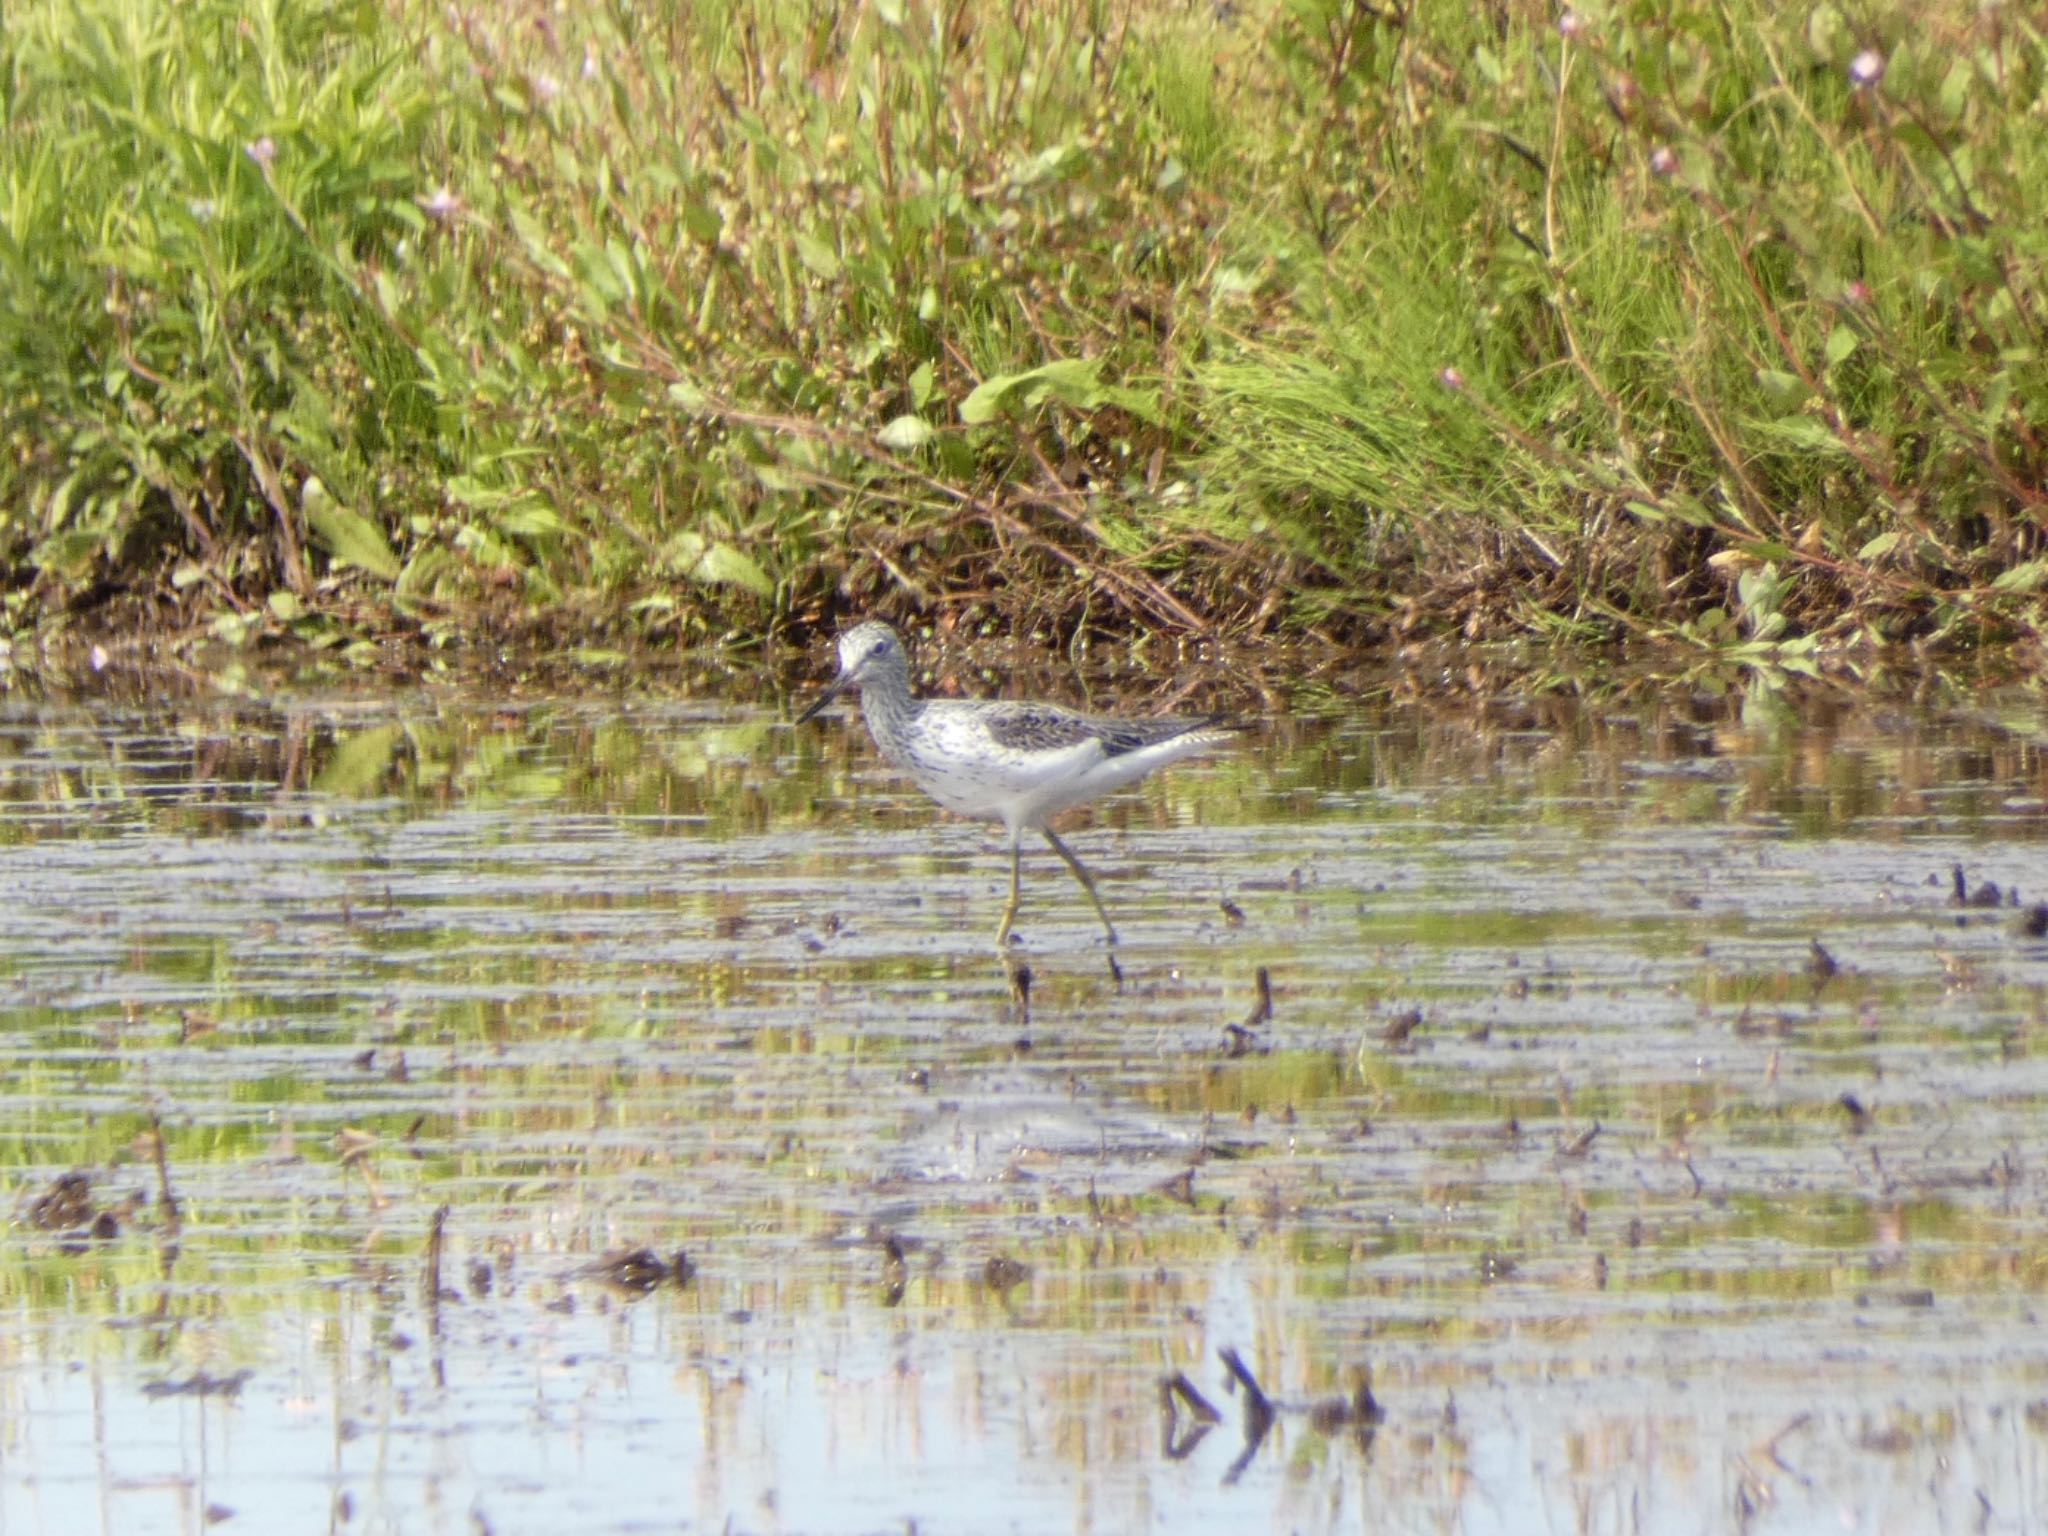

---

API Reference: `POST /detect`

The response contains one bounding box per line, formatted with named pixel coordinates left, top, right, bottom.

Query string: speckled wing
left=980, top=703, right=1227, bottom=758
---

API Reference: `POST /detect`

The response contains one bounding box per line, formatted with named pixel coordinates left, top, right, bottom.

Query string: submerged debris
left=1951, top=864, right=2009, bottom=910
left=1007, top=960, right=1032, bottom=1018
left=1221, top=1021, right=1262, bottom=1058
left=879, top=1233, right=909, bottom=1308
left=1308, top=1367, right=1385, bottom=1440
left=1555, top=1121, right=1601, bottom=1161
left=141, top=1370, right=255, bottom=1400
left=982, top=1255, right=1030, bottom=1296
left=592, top=1248, right=695, bottom=1295
left=1378, top=1006, right=1423, bottom=1049
left=28, top=1171, right=96, bottom=1232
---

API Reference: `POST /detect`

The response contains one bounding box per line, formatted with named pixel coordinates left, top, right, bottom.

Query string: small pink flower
left=1437, top=367, right=1466, bottom=392
left=1649, top=146, right=1679, bottom=178
left=1557, top=9, right=1584, bottom=39
left=1843, top=280, right=1874, bottom=306
left=1849, top=49, right=1885, bottom=89
left=246, top=136, right=276, bottom=169
left=419, top=186, right=461, bottom=220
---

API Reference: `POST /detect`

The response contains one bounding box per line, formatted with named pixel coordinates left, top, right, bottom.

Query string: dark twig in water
left=336, top=1126, right=386, bottom=1208
left=1244, top=966, right=1273, bottom=1027
left=1164, top=1371, right=1223, bottom=1424
left=1806, top=939, right=1839, bottom=983
left=149, top=1113, right=182, bottom=1236
left=425, top=1203, right=449, bottom=1307
left=1218, top=1347, right=1277, bottom=1485
left=1952, top=863, right=2005, bottom=910
left=1160, top=1371, right=1221, bottom=1461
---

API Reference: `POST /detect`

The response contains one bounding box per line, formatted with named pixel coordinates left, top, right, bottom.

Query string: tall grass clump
left=1197, top=0, right=2048, bottom=647
left=0, top=0, right=448, bottom=643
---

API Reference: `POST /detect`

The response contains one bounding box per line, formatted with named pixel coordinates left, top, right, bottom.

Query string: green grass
left=2, top=0, right=2044, bottom=662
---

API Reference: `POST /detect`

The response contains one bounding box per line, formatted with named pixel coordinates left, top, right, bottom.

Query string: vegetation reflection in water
left=3, top=674, right=2048, bottom=1533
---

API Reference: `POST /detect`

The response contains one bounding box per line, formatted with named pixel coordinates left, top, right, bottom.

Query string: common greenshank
left=796, top=621, right=1237, bottom=947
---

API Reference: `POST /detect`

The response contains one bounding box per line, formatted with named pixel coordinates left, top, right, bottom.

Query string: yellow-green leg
left=1043, top=827, right=1118, bottom=947
left=995, top=839, right=1023, bottom=946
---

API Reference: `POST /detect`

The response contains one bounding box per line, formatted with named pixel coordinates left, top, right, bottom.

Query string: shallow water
left=4, top=662, right=2048, bottom=1534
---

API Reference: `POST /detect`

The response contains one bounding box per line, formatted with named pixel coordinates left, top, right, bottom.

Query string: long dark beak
left=794, top=673, right=850, bottom=725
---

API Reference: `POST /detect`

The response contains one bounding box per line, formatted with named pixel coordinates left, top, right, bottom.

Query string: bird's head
left=795, top=621, right=906, bottom=723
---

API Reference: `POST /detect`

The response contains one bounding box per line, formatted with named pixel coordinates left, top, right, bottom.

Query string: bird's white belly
left=894, top=719, right=1105, bottom=831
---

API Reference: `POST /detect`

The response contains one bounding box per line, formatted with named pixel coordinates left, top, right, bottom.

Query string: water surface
left=3, top=661, right=2047, bottom=1534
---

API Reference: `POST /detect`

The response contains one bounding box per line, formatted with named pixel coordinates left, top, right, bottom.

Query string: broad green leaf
left=669, top=379, right=714, bottom=415
left=877, top=414, right=933, bottom=451
left=681, top=200, right=723, bottom=243
left=960, top=357, right=1160, bottom=425
left=508, top=203, right=568, bottom=278
left=1733, top=540, right=1795, bottom=562
left=1825, top=325, right=1858, bottom=366
left=1991, top=559, right=2048, bottom=593
left=498, top=500, right=566, bottom=539
left=1981, top=372, right=2012, bottom=429
left=689, top=541, right=772, bottom=597
left=794, top=232, right=841, bottom=281
left=1748, top=416, right=1848, bottom=455
left=305, top=484, right=400, bottom=582
left=1753, top=368, right=1805, bottom=409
